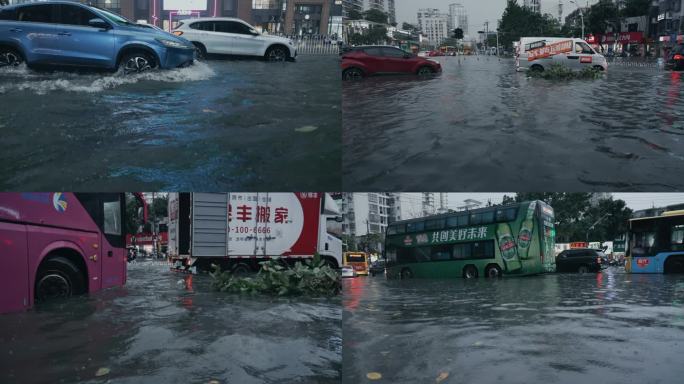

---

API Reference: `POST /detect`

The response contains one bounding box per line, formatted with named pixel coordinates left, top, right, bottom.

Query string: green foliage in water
left=210, top=254, right=341, bottom=296
left=529, top=64, right=604, bottom=80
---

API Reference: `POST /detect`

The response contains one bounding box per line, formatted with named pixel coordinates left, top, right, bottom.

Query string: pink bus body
left=0, top=193, right=126, bottom=314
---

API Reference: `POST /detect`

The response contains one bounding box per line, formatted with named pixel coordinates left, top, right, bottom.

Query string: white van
left=515, top=37, right=608, bottom=72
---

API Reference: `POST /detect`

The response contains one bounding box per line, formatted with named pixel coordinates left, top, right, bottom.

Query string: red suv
left=341, top=45, right=442, bottom=80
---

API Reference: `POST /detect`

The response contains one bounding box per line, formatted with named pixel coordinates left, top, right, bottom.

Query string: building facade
left=448, top=3, right=468, bottom=37
left=417, top=8, right=449, bottom=46
left=523, top=0, right=541, bottom=14
left=341, top=193, right=390, bottom=238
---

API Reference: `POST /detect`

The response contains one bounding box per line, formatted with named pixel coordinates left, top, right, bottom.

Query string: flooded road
left=0, top=56, right=341, bottom=191
left=343, top=57, right=684, bottom=191
left=343, top=269, right=684, bottom=384
left=0, top=261, right=342, bottom=384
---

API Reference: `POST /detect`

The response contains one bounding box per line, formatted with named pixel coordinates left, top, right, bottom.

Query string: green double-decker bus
left=384, top=201, right=556, bottom=279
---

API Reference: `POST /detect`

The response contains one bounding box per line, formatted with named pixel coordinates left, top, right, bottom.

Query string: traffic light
left=452, top=28, right=464, bottom=40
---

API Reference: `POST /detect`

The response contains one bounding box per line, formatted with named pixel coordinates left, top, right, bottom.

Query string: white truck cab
left=516, top=37, right=608, bottom=72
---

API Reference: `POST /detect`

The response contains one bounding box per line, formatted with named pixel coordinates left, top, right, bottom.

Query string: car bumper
left=160, top=46, right=196, bottom=69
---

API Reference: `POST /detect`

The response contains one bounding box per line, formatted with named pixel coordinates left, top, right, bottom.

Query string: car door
left=53, top=4, right=115, bottom=68
left=381, top=47, right=411, bottom=74
left=571, top=41, right=595, bottom=69
left=11, top=4, right=61, bottom=65
left=200, top=21, right=231, bottom=55
left=224, top=21, right=261, bottom=56
left=362, top=47, right=387, bottom=74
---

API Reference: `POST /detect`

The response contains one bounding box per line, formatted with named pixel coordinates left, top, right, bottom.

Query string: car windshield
left=94, top=7, right=138, bottom=27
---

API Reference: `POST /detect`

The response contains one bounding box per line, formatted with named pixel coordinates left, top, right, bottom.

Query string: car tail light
left=674, top=54, right=684, bottom=60
left=173, top=31, right=183, bottom=36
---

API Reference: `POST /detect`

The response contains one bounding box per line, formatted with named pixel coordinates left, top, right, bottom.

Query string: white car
left=341, top=266, right=357, bottom=278
left=173, top=18, right=297, bottom=62
left=515, top=37, right=608, bottom=72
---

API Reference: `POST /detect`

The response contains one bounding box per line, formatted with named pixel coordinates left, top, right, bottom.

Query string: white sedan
left=173, top=17, right=297, bottom=62
left=341, top=266, right=357, bottom=278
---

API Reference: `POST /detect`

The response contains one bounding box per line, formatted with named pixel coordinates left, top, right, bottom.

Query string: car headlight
left=156, top=38, right=189, bottom=49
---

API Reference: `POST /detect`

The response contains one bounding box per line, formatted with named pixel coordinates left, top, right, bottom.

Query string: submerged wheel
left=35, top=256, right=86, bottom=302
left=463, top=265, right=479, bottom=279
left=265, top=45, right=289, bottom=62
left=400, top=268, right=413, bottom=280
left=120, top=51, right=157, bottom=75
left=342, top=67, right=364, bottom=81
left=664, top=256, right=684, bottom=274
left=232, top=263, right=252, bottom=277
left=0, top=47, right=23, bottom=67
left=530, top=64, right=544, bottom=73
left=192, top=42, right=207, bottom=61
left=417, top=66, right=434, bottom=76
left=484, top=265, right=503, bottom=279
left=593, top=65, right=605, bottom=72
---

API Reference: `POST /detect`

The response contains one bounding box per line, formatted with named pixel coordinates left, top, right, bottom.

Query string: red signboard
left=127, top=232, right=168, bottom=247
left=599, top=32, right=644, bottom=44
left=570, top=242, right=589, bottom=249
left=636, top=258, right=649, bottom=268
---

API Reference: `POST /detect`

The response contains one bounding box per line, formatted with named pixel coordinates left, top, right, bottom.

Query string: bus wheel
left=485, top=265, right=502, bottom=279
left=400, top=268, right=413, bottom=280
left=664, top=256, right=684, bottom=274
left=35, top=257, right=86, bottom=302
left=577, top=265, right=589, bottom=274
left=463, top=265, right=479, bottom=279
left=232, top=263, right=252, bottom=277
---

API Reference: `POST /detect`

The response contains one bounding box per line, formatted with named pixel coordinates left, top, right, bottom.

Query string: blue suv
left=0, top=1, right=195, bottom=74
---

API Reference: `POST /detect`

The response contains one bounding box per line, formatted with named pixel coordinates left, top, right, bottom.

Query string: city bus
left=343, top=252, right=369, bottom=276
left=384, top=201, right=556, bottom=279
left=0, top=193, right=126, bottom=314
left=626, top=210, right=684, bottom=274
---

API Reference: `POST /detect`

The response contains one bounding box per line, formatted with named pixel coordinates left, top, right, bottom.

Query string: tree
left=497, top=1, right=562, bottom=50
left=582, top=198, right=633, bottom=242
left=348, top=9, right=363, bottom=20
left=452, top=28, right=464, bottom=40
left=402, top=22, right=417, bottom=33
left=363, top=9, right=389, bottom=25
left=621, top=0, right=651, bottom=18
left=587, top=0, right=619, bottom=36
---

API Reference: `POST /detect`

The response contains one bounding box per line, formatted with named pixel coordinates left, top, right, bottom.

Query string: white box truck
left=515, top=37, right=608, bottom=72
left=168, top=193, right=343, bottom=274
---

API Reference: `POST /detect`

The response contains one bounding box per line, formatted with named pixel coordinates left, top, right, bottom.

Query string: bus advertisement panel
left=384, top=201, right=555, bottom=279
left=626, top=210, right=684, bottom=274
left=0, top=193, right=126, bottom=314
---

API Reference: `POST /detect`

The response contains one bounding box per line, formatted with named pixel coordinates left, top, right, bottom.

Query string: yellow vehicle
left=343, top=252, right=370, bottom=276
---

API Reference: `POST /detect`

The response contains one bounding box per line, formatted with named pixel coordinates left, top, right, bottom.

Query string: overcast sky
left=396, top=0, right=600, bottom=30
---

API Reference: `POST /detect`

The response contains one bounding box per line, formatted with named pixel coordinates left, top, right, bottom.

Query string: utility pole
left=484, top=21, right=489, bottom=53
left=586, top=213, right=612, bottom=242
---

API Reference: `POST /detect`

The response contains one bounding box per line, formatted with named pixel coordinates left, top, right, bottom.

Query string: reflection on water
left=343, top=269, right=684, bottom=384
left=343, top=57, right=684, bottom=191
left=0, top=261, right=341, bottom=384
left=0, top=57, right=341, bottom=191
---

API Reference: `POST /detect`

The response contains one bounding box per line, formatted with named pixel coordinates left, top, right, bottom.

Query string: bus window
left=632, top=231, right=656, bottom=256
left=453, top=243, right=472, bottom=260
left=496, top=207, right=517, bottom=222
left=415, top=247, right=431, bottom=262
left=457, top=215, right=468, bottom=226
left=481, top=210, right=495, bottom=224
left=470, top=213, right=482, bottom=225
left=395, top=224, right=406, bottom=234
left=386, top=247, right=397, bottom=263
left=425, top=219, right=445, bottom=230
left=672, top=225, right=684, bottom=251
left=407, top=221, right=425, bottom=232
left=387, top=226, right=397, bottom=235
left=104, top=199, right=122, bottom=235
left=446, top=215, right=468, bottom=228
left=472, top=241, right=495, bottom=259
left=431, top=244, right=452, bottom=261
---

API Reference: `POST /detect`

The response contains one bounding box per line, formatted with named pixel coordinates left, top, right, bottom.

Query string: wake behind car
left=341, top=45, right=442, bottom=80
left=665, top=44, right=684, bottom=71
left=515, top=37, right=608, bottom=72
left=0, top=1, right=195, bottom=73
left=172, top=18, right=296, bottom=62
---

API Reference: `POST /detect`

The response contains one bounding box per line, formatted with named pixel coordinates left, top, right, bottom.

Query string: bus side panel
left=0, top=222, right=30, bottom=314
left=27, top=227, right=100, bottom=294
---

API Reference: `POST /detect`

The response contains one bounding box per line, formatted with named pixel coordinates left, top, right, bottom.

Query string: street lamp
left=570, top=0, right=585, bottom=39
left=586, top=213, right=612, bottom=242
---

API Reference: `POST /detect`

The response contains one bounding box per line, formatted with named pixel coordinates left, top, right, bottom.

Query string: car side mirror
left=89, top=18, right=110, bottom=30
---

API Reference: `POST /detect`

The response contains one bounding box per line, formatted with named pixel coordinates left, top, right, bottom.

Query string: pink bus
left=0, top=193, right=126, bottom=314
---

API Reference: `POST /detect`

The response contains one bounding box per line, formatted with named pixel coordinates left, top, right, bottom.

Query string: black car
left=556, top=248, right=606, bottom=273
left=665, top=44, right=684, bottom=71
left=369, top=260, right=386, bottom=276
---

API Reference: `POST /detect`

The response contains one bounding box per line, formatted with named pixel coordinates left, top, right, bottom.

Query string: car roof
left=180, top=17, right=248, bottom=23
left=3, top=0, right=91, bottom=8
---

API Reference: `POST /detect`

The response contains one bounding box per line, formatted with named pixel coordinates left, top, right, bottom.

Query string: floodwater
left=343, top=57, right=684, bottom=191
left=343, top=268, right=684, bottom=384
left=0, top=56, right=341, bottom=191
left=0, top=261, right=342, bottom=384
